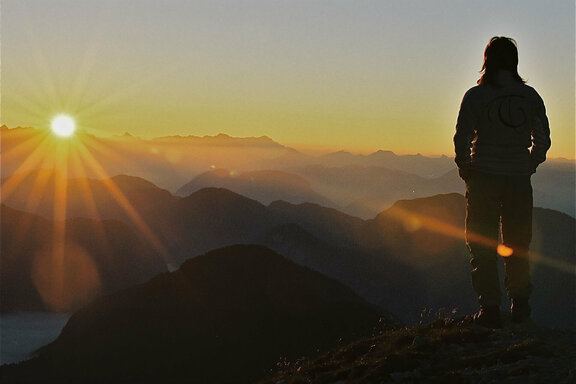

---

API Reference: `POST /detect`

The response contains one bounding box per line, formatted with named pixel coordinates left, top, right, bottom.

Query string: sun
left=51, top=115, right=76, bottom=137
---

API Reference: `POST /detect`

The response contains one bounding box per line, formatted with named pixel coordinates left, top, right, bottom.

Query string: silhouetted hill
left=0, top=205, right=167, bottom=313
left=358, top=194, right=474, bottom=320
left=268, top=200, right=364, bottom=248
left=531, top=161, right=576, bottom=217
left=360, top=193, right=576, bottom=329
left=176, top=168, right=333, bottom=207
left=258, top=223, right=423, bottom=320
left=158, top=188, right=283, bottom=261
left=152, top=189, right=426, bottom=319
left=1, top=170, right=178, bottom=224
left=5, top=180, right=572, bottom=329
left=3, top=164, right=573, bottom=329
left=530, top=208, right=576, bottom=330
left=0, top=245, right=384, bottom=384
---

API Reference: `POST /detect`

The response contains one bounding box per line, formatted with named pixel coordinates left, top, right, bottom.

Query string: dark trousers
left=465, top=171, right=533, bottom=307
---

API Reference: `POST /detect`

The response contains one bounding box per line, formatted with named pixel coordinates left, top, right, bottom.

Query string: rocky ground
left=260, top=314, right=576, bottom=384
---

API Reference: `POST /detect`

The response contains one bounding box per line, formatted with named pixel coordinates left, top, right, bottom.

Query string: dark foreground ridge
left=260, top=316, right=576, bottom=384
left=0, top=245, right=383, bottom=384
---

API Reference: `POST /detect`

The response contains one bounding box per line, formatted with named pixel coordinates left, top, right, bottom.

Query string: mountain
left=287, top=164, right=458, bottom=219
left=158, top=188, right=574, bottom=330
left=152, top=188, right=426, bottom=318
left=268, top=200, right=364, bottom=248
left=287, top=162, right=575, bottom=219
left=151, top=132, right=284, bottom=147
left=0, top=205, right=167, bottom=313
left=257, top=223, right=424, bottom=319
left=0, top=245, right=384, bottom=384
left=3, top=125, right=572, bottom=217
left=4, top=179, right=572, bottom=329
left=176, top=168, right=334, bottom=207
left=358, top=193, right=476, bottom=320
left=316, top=150, right=455, bottom=178
left=530, top=208, right=576, bottom=330
left=531, top=161, right=576, bottom=217
left=1, top=170, right=178, bottom=224
left=156, top=188, right=284, bottom=261
left=1, top=126, right=299, bottom=191
left=360, top=193, right=576, bottom=329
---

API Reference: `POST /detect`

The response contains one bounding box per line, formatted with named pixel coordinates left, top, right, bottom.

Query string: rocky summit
left=260, top=315, right=576, bottom=384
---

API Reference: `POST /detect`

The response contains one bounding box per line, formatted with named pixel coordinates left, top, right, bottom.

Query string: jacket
left=453, top=71, right=551, bottom=176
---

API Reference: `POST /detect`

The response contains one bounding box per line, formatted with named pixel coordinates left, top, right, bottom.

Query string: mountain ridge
left=0, top=204, right=167, bottom=313
left=3, top=183, right=573, bottom=330
left=0, top=245, right=385, bottom=384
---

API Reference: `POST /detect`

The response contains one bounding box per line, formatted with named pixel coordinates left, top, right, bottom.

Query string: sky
left=1, top=0, right=574, bottom=158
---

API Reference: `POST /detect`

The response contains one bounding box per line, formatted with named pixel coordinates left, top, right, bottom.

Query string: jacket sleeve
left=530, top=95, right=551, bottom=171
left=453, top=90, right=477, bottom=171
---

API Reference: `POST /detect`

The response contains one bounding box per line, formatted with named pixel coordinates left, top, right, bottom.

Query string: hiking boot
left=472, top=306, right=502, bottom=328
left=511, top=298, right=531, bottom=323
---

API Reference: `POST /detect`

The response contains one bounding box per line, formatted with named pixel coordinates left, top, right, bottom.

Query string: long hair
left=477, top=36, right=525, bottom=85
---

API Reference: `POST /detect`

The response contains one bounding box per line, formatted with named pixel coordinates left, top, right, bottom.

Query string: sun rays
left=1, top=125, right=171, bottom=310
left=2, top=124, right=574, bottom=312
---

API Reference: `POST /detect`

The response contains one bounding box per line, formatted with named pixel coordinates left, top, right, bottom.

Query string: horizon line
left=2, top=125, right=574, bottom=162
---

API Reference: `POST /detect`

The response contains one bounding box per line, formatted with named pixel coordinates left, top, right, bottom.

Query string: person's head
left=477, top=36, right=525, bottom=85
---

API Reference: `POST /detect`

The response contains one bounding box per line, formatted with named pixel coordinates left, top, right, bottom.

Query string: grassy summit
left=260, top=316, right=576, bottom=384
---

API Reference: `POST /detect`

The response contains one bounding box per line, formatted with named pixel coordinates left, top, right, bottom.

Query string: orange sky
left=2, top=1, right=574, bottom=158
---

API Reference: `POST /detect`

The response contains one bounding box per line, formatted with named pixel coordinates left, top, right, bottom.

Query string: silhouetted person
left=454, top=36, right=551, bottom=328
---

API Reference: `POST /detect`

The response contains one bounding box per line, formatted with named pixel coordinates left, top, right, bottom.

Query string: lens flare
left=31, top=242, right=101, bottom=311
left=497, top=244, right=514, bottom=257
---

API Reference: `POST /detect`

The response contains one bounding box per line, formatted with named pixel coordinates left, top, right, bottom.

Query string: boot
left=472, top=305, right=502, bottom=328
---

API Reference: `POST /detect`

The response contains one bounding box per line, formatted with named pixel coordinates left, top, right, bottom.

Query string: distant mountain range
left=1, top=126, right=295, bottom=192
left=286, top=162, right=574, bottom=219
left=2, top=171, right=574, bottom=329
left=176, top=168, right=334, bottom=207
left=2, top=126, right=573, bottom=218
left=1, top=159, right=574, bottom=382
left=0, top=245, right=384, bottom=384
left=314, top=149, right=455, bottom=177
left=2, top=126, right=574, bottom=333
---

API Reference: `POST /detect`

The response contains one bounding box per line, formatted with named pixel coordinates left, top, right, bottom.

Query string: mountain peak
left=370, top=149, right=396, bottom=156
left=107, top=174, right=166, bottom=191
left=4, top=245, right=382, bottom=383
left=182, top=186, right=265, bottom=206
left=376, top=193, right=464, bottom=220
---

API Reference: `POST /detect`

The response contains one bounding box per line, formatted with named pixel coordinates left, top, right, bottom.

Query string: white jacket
left=454, top=71, right=551, bottom=176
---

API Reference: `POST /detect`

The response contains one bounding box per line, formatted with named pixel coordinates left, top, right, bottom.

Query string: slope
left=1, top=205, right=167, bottom=312
left=0, top=245, right=383, bottom=384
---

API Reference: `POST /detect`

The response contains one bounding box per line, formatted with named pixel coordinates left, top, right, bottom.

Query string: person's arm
left=453, top=90, right=477, bottom=180
left=530, top=95, right=551, bottom=172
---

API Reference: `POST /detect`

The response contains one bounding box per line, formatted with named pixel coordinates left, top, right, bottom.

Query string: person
left=453, top=36, right=551, bottom=328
